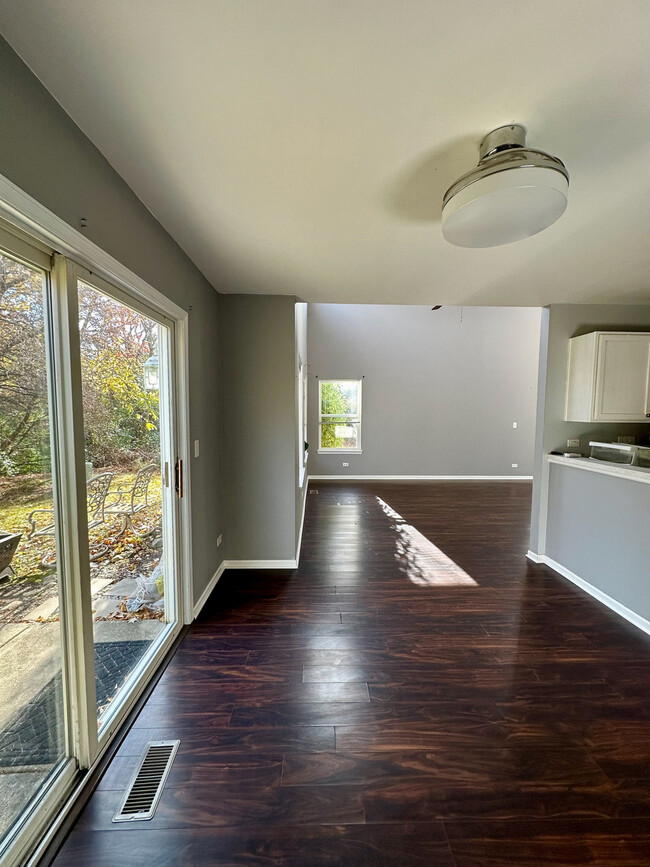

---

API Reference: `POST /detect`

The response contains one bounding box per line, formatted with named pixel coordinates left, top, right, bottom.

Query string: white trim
left=295, top=486, right=308, bottom=566
left=526, top=550, right=544, bottom=563
left=223, top=559, right=298, bottom=570
left=4, top=760, right=77, bottom=867
left=50, top=254, right=97, bottom=769
left=317, top=449, right=363, bottom=455
left=547, top=454, right=650, bottom=485
left=527, top=553, right=650, bottom=638
left=0, top=173, right=186, bottom=321
left=192, top=561, right=226, bottom=620
left=175, top=314, right=194, bottom=626
left=308, top=474, right=533, bottom=481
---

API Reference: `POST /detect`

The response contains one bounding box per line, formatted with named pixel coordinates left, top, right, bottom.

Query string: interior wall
left=545, top=464, right=650, bottom=620
left=0, top=36, right=223, bottom=605
left=530, top=303, right=650, bottom=553
left=307, top=304, right=541, bottom=477
left=219, top=295, right=297, bottom=562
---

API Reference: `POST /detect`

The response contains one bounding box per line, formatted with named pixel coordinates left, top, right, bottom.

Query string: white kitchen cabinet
left=565, top=331, right=650, bottom=422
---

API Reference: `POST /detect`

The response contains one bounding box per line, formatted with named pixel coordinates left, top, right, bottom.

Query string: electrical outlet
left=567, top=438, right=580, bottom=448
left=342, top=462, right=349, bottom=467
left=194, top=439, right=200, bottom=458
left=512, top=421, right=518, bottom=429
left=216, top=534, right=222, bottom=547
left=511, top=463, right=518, bottom=468
left=617, top=436, right=635, bottom=444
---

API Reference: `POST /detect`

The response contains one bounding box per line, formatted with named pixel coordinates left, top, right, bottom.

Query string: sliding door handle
left=174, top=459, right=183, bottom=498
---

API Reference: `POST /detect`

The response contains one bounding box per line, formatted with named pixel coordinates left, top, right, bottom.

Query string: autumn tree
left=0, top=255, right=49, bottom=475
left=0, top=258, right=161, bottom=477
left=78, top=283, right=160, bottom=469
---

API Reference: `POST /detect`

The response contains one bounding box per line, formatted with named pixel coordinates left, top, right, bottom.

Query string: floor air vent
left=112, top=740, right=180, bottom=823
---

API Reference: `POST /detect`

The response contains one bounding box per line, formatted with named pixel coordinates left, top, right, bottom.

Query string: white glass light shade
left=143, top=355, right=159, bottom=391
left=442, top=166, right=568, bottom=248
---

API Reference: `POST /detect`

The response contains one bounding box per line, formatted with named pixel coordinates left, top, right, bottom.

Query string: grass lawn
left=0, top=470, right=163, bottom=603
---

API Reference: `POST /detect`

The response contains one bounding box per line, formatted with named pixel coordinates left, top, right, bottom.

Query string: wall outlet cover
left=511, top=463, right=518, bottom=468
left=194, top=439, right=200, bottom=458
left=567, top=438, right=580, bottom=448
left=342, top=462, right=349, bottom=467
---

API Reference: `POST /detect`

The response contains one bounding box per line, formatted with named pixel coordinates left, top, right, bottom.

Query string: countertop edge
left=547, top=454, right=650, bottom=485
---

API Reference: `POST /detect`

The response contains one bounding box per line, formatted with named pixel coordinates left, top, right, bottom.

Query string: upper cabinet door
left=594, top=334, right=650, bottom=421
left=565, top=331, right=650, bottom=422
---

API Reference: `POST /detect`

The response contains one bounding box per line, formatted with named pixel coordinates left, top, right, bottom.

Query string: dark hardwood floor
left=54, top=482, right=650, bottom=865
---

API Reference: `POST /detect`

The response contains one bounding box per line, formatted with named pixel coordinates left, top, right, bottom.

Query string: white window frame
left=317, top=378, right=363, bottom=454
left=0, top=172, right=194, bottom=867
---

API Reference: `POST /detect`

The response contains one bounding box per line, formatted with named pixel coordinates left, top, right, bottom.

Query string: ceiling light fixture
left=441, top=124, right=568, bottom=248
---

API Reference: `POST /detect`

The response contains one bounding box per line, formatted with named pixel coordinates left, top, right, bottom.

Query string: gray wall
left=0, top=36, right=223, bottom=605
left=546, top=464, right=650, bottom=620
left=307, top=304, right=541, bottom=477
left=219, top=295, right=297, bottom=561
left=530, top=304, right=650, bottom=552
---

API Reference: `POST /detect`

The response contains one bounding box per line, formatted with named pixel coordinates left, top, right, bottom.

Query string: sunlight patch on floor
left=376, top=497, right=478, bottom=587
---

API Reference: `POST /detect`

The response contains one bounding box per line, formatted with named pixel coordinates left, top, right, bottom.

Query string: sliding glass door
left=0, top=248, right=68, bottom=848
left=75, top=273, right=179, bottom=731
left=0, top=226, right=185, bottom=866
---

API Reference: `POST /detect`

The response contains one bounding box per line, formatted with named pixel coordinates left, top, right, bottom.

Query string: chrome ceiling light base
left=442, top=124, right=569, bottom=248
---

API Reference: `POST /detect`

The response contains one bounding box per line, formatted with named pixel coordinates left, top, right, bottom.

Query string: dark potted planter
left=0, top=531, right=22, bottom=579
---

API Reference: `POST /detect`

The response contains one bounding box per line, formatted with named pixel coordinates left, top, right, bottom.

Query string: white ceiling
left=1, top=0, right=649, bottom=306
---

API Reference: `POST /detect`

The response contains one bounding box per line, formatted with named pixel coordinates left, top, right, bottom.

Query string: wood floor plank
left=58, top=823, right=455, bottom=866
left=77, top=784, right=366, bottom=830
left=230, top=700, right=504, bottom=729
left=116, top=725, right=336, bottom=756
left=281, top=746, right=608, bottom=789
left=97, top=753, right=284, bottom=791
left=444, top=818, right=650, bottom=866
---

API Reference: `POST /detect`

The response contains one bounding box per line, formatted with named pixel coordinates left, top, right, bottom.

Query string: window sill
left=317, top=449, right=363, bottom=455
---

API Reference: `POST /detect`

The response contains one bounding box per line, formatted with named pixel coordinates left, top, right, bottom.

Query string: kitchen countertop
left=547, top=454, right=650, bottom=485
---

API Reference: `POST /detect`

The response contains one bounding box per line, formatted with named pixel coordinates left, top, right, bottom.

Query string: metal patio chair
left=27, top=472, right=115, bottom=541
left=104, top=463, right=159, bottom=538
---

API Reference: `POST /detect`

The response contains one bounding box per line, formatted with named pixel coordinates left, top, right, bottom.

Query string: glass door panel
left=76, top=280, right=176, bottom=728
left=0, top=251, right=66, bottom=845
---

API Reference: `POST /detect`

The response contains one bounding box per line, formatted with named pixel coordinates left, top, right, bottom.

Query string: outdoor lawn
left=0, top=470, right=163, bottom=623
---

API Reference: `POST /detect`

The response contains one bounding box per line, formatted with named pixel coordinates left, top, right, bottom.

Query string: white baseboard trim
left=192, top=561, right=226, bottom=620
left=192, top=556, right=301, bottom=618
left=530, top=553, right=650, bottom=638
left=526, top=550, right=544, bottom=563
left=308, top=474, right=533, bottom=481
left=295, top=488, right=308, bottom=567
left=223, top=559, right=298, bottom=570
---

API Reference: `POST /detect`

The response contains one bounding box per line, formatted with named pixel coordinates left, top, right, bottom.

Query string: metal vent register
left=112, top=740, right=180, bottom=822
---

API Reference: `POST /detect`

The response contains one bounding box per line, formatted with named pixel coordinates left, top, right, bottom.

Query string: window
left=318, top=379, right=362, bottom=452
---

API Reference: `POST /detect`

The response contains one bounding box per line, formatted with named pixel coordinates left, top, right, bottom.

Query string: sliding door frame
left=71, top=261, right=185, bottom=748
left=0, top=173, right=194, bottom=867
left=0, top=227, right=79, bottom=867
